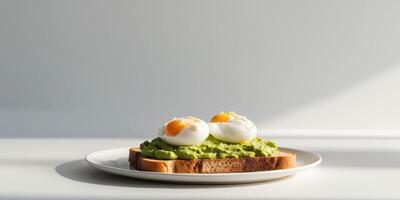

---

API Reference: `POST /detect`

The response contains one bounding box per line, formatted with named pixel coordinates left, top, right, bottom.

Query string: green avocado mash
left=139, top=136, right=278, bottom=160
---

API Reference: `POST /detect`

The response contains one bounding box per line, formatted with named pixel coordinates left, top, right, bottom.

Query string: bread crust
left=129, top=147, right=296, bottom=173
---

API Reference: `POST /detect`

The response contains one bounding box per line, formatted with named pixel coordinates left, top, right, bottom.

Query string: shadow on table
left=55, top=159, right=292, bottom=188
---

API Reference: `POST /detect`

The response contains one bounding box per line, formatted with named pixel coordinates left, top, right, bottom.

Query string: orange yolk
left=211, top=113, right=233, bottom=123
left=164, top=119, right=189, bottom=136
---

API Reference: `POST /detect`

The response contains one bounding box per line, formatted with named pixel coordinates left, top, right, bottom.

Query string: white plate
left=86, top=147, right=321, bottom=184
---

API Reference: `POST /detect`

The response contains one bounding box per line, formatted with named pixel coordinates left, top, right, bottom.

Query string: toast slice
left=129, top=147, right=296, bottom=173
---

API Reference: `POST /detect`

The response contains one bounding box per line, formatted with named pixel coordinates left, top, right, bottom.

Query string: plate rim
left=85, top=147, right=322, bottom=177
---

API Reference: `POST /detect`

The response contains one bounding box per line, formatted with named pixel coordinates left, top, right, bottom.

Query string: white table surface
left=1, top=133, right=400, bottom=200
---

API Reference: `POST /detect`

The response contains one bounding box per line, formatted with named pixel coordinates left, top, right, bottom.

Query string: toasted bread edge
left=129, top=147, right=296, bottom=173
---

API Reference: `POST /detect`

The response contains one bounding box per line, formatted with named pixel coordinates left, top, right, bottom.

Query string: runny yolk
left=210, top=113, right=233, bottom=123
left=164, top=119, right=188, bottom=137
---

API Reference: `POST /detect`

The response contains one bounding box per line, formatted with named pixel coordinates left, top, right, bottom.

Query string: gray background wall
left=1, top=0, right=400, bottom=137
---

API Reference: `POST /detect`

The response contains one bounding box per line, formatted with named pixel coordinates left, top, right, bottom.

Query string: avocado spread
left=139, top=136, right=278, bottom=160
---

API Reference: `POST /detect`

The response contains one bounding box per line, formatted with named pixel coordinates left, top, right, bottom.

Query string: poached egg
left=208, top=112, right=257, bottom=143
left=158, top=116, right=209, bottom=146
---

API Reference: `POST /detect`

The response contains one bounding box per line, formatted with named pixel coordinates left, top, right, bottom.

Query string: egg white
left=158, top=117, right=209, bottom=146
left=209, top=113, right=257, bottom=143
